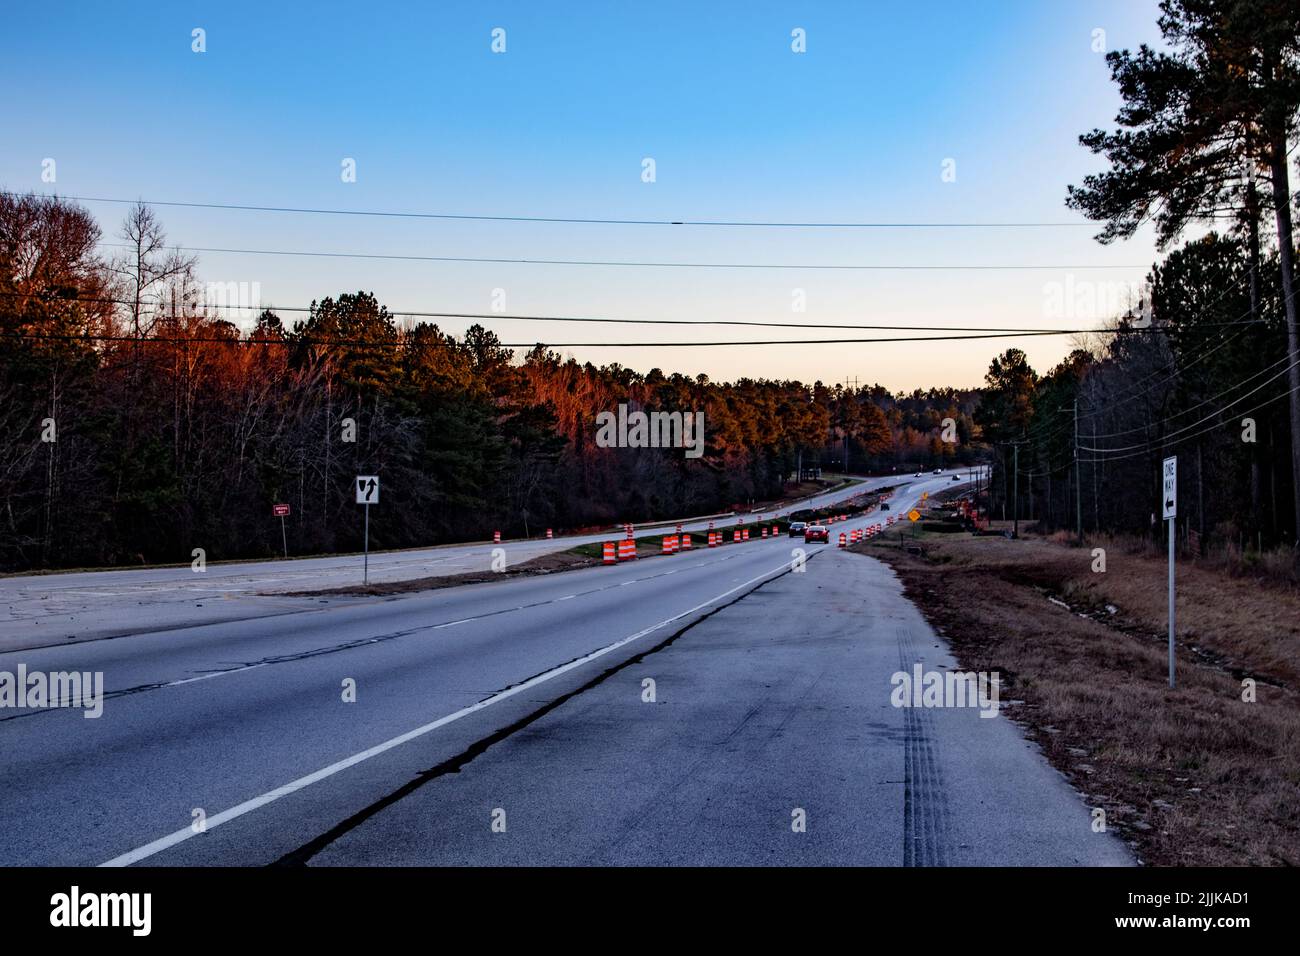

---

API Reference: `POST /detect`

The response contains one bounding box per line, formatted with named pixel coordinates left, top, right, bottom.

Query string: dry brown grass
left=856, top=529, right=1300, bottom=866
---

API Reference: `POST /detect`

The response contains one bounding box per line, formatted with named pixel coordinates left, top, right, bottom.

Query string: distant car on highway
left=933, top=468, right=942, bottom=474
left=952, top=474, right=960, bottom=481
left=804, top=525, right=830, bottom=543
left=914, top=471, right=923, bottom=477
left=788, top=521, right=807, bottom=537
left=881, top=502, right=890, bottom=510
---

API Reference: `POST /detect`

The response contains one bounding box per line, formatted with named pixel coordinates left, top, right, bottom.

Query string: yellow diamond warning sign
left=908, top=509, right=921, bottom=522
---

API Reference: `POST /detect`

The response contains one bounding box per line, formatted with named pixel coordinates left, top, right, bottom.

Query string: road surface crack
left=270, top=554, right=818, bottom=866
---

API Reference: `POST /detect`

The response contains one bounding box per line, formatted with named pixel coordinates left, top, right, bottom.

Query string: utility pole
left=1000, top=445, right=1007, bottom=522
left=1074, top=397, right=1083, bottom=545
left=1013, top=443, right=1019, bottom=538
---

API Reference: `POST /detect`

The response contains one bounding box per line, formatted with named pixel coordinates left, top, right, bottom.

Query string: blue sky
left=1, top=0, right=1167, bottom=390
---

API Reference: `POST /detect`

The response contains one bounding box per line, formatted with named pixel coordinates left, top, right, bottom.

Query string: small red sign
left=272, top=504, right=290, bottom=517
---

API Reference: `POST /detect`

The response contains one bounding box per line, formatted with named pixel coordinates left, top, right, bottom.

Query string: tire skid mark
left=896, top=625, right=953, bottom=867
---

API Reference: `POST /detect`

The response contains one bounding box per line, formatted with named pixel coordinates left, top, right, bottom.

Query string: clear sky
left=1, top=0, right=1168, bottom=391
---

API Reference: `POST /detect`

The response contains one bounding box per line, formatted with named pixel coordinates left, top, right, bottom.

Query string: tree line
left=1031, top=0, right=1300, bottom=553
left=0, top=193, right=981, bottom=571
left=977, top=232, right=1295, bottom=550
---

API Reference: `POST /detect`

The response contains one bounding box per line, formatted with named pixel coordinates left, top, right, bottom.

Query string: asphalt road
left=0, top=470, right=939, bottom=649
left=0, top=469, right=1130, bottom=866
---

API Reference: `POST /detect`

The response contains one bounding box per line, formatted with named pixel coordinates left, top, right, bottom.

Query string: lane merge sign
left=1162, top=457, right=1177, bottom=519
left=908, top=508, right=921, bottom=522
left=356, top=476, right=380, bottom=505
left=356, top=476, right=379, bottom=584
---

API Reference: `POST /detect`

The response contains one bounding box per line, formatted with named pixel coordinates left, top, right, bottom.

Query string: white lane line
left=99, top=557, right=794, bottom=867
left=69, top=554, right=742, bottom=702
left=164, top=663, right=270, bottom=688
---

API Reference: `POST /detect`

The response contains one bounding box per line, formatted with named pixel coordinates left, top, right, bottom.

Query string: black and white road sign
left=356, top=475, right=379, bottom=504
left=1162, top=456, right=1176, bottom=519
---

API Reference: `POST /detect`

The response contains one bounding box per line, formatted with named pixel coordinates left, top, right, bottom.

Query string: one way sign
left=1162, top=457, right=1176, bottom=519
left=356, top=475, right=379, bottom=504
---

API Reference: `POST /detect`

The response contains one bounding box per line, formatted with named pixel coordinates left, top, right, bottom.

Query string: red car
left=804, top=525, right=830, bottom=543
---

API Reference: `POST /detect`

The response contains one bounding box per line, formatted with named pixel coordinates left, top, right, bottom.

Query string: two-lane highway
left=0, top=467, right=1129, bottom=867
left=0, top=471, right=938, bottom=649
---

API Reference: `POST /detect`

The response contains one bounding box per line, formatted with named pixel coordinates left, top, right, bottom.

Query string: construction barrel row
left=602, top=523, right=783, bottom=563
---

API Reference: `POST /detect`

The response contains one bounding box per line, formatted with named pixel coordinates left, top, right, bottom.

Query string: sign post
left=272, top=503, right=290, bottom=558
left=1162, top=456, right=1177, bottom=688
left=356, top=476, right=379, bottom=584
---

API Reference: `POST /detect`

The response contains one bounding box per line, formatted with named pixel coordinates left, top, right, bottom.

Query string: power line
left=1022, top=268, right=1270, bottom=451
left=1073, top=267, right=1262, bottom=422
left=1079, top=353, right=1300, bottom=454
left=1075, top=382, right=1300, bottom=464
left=1085, top=349, right=1295, bottom=440
left=1018, top=352, right=1295, bottom=476
left=6, top=191, right=1102, bottom=229
left=1015, top=272, right=1281, bottom=472
left=1024, top=315, right=1256, bottom=450
left=0, top=326, right=1160, bottom=349
left=1065, top=280, right=1300, bottom=455
left=0, top=291, right=1261, bottom=335
left=92, top=241, right=1148, bottom=272
left=1017, top=313, right=1253, bottom=452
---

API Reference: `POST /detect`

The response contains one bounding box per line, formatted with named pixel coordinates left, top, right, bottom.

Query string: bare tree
left=111, top=202, right=196, bottom=342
